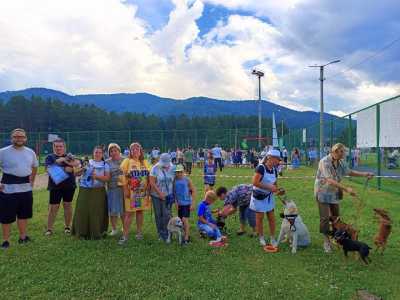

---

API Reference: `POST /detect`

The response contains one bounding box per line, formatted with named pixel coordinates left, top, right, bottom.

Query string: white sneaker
left=118, top=236, right=128, bottom=245
left=109, top=229, right=119, bottom=236
left=259, top=237, right=267, bottom=246
left=135, top=233, right=143, bottom=240
left=323, top=240, right=332, bottom=253
left=270, top=238, right=278, bottom=247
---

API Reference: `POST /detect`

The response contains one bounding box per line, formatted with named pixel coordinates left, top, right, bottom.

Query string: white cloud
left=0, top=0, right=399, bottom=115
left=328, top=110, right=347, bottom=117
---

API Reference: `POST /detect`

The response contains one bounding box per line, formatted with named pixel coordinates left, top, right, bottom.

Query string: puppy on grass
left=277, top=199, right=310, bottom=254
left=167, top=217, right=184, bottom=245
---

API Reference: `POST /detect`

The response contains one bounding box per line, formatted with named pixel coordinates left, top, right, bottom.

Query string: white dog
left=167, top=217, right=184, bottom=244
left=277, top=200, right=311, bottom=254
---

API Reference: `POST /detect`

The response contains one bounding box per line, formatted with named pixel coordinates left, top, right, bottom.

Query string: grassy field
left=1, top=166, right=399, bottom=299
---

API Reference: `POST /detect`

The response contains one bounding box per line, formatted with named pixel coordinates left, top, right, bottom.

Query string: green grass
left=1, top=167, right=399, bottom=299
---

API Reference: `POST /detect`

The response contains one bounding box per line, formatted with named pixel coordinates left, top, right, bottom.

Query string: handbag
left=252, top=189, right=271, bottom=200
left=252, top=164, right=273, bottom=201
left=337, top=188, right=344, bottom=200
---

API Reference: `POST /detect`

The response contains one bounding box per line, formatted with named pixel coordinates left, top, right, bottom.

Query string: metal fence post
left=66, top=132, right=70, bottom=149
left=376, top=104, right=381, bottom=190
left=348, top=115, right=352, bottom=165
left=37, top=132, right=41, bottom=164
left=160, top=131, right=164, bottom=152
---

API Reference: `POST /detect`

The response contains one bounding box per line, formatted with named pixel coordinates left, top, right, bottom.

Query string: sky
left=0, top=0, right=399, bottom=115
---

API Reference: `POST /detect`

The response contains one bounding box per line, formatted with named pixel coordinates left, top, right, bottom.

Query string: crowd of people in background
left=0, top=128, right=374, bottom=253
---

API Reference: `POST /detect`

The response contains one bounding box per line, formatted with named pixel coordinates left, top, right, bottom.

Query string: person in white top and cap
left=149, top=153, right=176, bottom=242
left=249, top=149, right=283, bottom=247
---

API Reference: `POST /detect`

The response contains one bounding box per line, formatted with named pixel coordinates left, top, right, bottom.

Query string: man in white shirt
left=212, top=144, right=223, bottom=172
left=0, top=129, right=38, bottom=249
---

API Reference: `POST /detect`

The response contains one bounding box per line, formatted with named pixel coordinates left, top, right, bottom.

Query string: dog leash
left=352, top=178, right=370, bottom=227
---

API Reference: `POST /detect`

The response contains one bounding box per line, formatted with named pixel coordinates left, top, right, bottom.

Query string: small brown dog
left=373, top=208, right=392, bottom=253
left=329, top=216, right=359, bottom=241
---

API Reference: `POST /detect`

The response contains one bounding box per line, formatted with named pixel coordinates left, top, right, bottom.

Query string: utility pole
left=309, top=60, right=340, bottom=159
left=252, top=69, right=264, bottom=149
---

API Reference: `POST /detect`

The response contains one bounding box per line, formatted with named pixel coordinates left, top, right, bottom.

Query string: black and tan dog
left=334, top=230, right=371, bottom=265
left=329, top=216, right=359, bottom=241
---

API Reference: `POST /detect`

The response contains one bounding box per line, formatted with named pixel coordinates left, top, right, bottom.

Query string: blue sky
left=0, top=0, right=399, bottom=115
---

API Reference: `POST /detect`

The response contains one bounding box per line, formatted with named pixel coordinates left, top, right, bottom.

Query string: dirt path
left=34, top=173, right=49, bottom=190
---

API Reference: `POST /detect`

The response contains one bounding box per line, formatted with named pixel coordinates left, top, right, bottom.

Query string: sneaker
left=64, top=227, right=71, bottom=234
left=44, top=229, right=53, bottom=236
left=236, top=230, right=246, bottom=236
left=109, top=229, right=119, bottom=237
left=135, top=233, right=143, bottom=240
left=259, top=237, right=267, bottom=246
left=324, top=240, right=332, bottom=253
left=1, top=241, right=10, bottom=249
left=209, top=240, right=225, bottom=247
left=270, top=238, right=278, bottom=247
left=182, top=239, right=190, bottom=246
left=18, top=236, right=31, bottom=244
left=118, top=236, right=128, bottom=245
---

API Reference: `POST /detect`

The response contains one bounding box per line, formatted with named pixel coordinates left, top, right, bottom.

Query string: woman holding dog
left=72, top=146, right=110, bottom=239
left=315, top=143, right=374, bottom=253
left=249, top=149, right=282, bottom=247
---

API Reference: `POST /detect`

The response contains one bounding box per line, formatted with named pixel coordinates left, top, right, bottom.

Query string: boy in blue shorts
left=173, top=164, right=196, bottom=245
left=197, top=190, right=226, bottom=247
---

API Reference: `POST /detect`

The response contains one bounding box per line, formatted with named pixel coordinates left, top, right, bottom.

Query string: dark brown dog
left=373, top=208, right=392, bottom=253
left=329, top=216, right=359, bottom=241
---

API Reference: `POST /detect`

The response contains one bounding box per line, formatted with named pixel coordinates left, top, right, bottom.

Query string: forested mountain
left=0, top=95, right=282, bottom=133
left=0, top=88, right=342, bottom=129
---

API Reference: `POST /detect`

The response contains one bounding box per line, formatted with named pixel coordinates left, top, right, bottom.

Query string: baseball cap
left=175, top=164, right=184, bottom=172
left=159, top=153, right=171, bottom=167
left=266, top=149, right=281, bottom=159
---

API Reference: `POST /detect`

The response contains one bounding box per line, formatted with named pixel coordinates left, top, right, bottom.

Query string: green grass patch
left=1, top=167, right=399, bottom=299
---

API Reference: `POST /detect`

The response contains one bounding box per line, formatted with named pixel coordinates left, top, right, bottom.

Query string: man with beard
left=0, top=129, right=39, bottom=249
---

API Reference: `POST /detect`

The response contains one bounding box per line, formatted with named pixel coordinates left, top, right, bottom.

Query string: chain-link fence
left=0, top=127, right=273, bottom=162
left=281, top=94, right=400, bottom=194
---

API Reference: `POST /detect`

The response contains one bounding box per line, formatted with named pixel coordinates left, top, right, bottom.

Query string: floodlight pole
left=252, top=69, right=265, bottom=149
left=309, top=60, right=340, bottom=159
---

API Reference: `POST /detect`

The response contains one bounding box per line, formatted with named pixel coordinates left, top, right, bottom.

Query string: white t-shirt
left=0, top=145, right=39, bottom=193
left=212, top=147, right=222, bottom=158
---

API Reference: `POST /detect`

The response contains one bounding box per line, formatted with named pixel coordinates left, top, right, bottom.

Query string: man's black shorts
left=49, top=188, right=75, bottom=205
left=178, top=205, right=191, bottom=218
left=0, top=191, right=33, bottom=224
